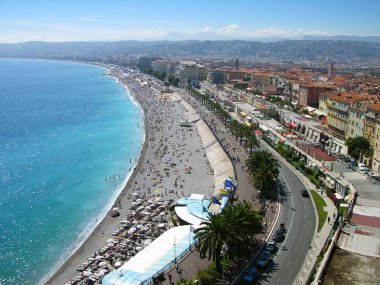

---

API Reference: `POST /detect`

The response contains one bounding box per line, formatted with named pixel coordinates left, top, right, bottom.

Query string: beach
left=44, top=66, right=218, bottom=285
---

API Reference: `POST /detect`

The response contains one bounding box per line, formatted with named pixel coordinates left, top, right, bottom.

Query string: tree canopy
left=194, top=201, right=262, bottom=272
left=345, top=136, right=372, bottom=159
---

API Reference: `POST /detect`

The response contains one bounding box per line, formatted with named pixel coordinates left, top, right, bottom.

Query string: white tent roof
left=189, top=193, right=205, bottom=200
left=102, top=226, right=195, bottom=285
left=175, top=206, right=203, bottom=226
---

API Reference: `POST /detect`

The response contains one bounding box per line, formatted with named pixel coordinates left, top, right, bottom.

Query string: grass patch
left=310, top=190, right=328, bottom=232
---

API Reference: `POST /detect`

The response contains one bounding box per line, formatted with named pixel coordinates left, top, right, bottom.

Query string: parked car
left=346, top=160, right=357, bottom=169
left=273, top=228, right=285, bottom=242
left=357, top=163, right=369, bottom=172
left=256, top=250, right=271, bottom=267
left=242, top=267, right=259, bottom=283
left=300, top=189, right=310, bottom=197
left=265, top=240, right=276, bottom=252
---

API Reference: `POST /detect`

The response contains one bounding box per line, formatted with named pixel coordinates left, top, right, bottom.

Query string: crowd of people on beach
left=66, top=195, right=172, bottom=285
left=61, top=67, right=215, bottom=285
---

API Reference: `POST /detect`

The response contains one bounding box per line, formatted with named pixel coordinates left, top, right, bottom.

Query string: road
left=256, top=154, right=316, bottom=285
left=175, top=86, right=316, bottom=284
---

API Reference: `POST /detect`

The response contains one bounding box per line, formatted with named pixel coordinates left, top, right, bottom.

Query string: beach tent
left=102, top=226, right=196, bottom=285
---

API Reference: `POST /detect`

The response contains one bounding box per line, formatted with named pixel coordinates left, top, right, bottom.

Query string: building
left=326, top=93, right=360, bottom=139
left=138, top=56, right=161, bottom=71
left=152, top=60, right=176, bottom=75
left=178, top=61, right=207, bottom=87
left=364, top=104, right=380, bottom=173
left=211, top=70, right=225, bottom=84
left=347, top=104, right=366, bottom=138
left=298, top=83, right=335, bottom=108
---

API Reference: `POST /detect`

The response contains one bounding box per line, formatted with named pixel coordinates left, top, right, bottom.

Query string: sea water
left=0, top=59, right=144, bottom=284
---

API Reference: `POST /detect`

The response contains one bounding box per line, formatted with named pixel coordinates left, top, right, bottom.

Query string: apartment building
left=364, top=103, right=380, bottom=172
left=178, top=61, right=207, bottom=86
left=347, top=105, right=366, bottom=138
left=152, top=60, right=176, bottom=75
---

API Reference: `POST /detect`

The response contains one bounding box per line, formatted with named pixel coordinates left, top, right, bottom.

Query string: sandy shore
left=44, top=67, right=216, bottom=285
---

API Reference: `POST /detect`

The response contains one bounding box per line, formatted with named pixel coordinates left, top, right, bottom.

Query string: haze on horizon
left=1, top=0, right=380, bottom=43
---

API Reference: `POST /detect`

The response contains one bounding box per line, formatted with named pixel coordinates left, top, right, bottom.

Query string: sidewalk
left=259, top=139, right=337, bottom=285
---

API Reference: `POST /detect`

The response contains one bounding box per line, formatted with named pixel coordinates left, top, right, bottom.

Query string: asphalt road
left=256, top=146, right=317, bottom=285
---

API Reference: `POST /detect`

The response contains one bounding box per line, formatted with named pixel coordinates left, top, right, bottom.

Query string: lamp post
left=174, top=237, right=176, bottom=264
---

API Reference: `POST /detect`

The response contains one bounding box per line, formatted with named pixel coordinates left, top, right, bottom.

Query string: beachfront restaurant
left=102, top=225, right=197, bottom=285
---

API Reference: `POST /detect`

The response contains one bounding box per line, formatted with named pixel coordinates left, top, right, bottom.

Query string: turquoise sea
left=0, top=59, right=144, bottom=284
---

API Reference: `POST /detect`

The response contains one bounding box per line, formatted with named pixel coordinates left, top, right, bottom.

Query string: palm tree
left=246, top=150, right=280, bottom=197
left=194, top=202, right=262, bottom=272
left=194, top=213, right=230, bottom=272
left=244, top=132, right=259, bottom=154
left=229, top=120, right=241, bottom=141
left=221, top=201, right=262, bottom=247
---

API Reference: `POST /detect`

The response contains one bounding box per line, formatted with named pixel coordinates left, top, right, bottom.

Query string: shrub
left=308, top=175, right=321, bottom=188
left=196, top=263, right=218, bottom=285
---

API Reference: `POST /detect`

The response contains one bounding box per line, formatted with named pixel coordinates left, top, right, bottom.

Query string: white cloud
left=218, top=24, right=244, bottom=36
left=202, top=26, right=212, bottom=32
left=212, top=24, right=331, bottom=38
left=0, top=19, right=334, bottom=43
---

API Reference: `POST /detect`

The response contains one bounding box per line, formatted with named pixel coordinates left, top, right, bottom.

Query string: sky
left=0, top=0, right=379, bottom=43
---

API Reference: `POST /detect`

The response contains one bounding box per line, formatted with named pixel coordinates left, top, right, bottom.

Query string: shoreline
left=43, top=66, right=149, bottom=285
left=44, top=65, right=217, bottom=285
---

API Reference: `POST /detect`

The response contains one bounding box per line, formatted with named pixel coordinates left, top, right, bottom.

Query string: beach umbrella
left=158, top=223, right=165, bottom=228
left=136, top=246, right=143, bottom=251
left=128, top=228, right=136, bottom=235
left=159, top=211, right=166, bottom=216
left=145, top=206, right=151, bottom=210
left=143, top=239, right=152, bottom=246
left=95, top=255, right=104, bottom=260
left=106, top=239, right=114, bottom=243
left=96, top=271, right=105, bottom=278
left=136, top=224, right=143, bottom=229
left=98, top=261, right=107, bottom=267
left=133, top=192, right=138, bottom=196
left=135, top=199, right=142, bottom=203
left=132, top=220, right=139, bottom=224
left=112, top=207, right=119, bottom=211
left=154, top=196, right=162, bottom=201
left=120, top=220, right=129, bottom=224
left=114, top=261, right=122, bottom=268
left=83, top=271, right=92, bottom=277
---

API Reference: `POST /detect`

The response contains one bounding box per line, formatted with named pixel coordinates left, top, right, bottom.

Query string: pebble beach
left=44, top=66, right=217, bottom=285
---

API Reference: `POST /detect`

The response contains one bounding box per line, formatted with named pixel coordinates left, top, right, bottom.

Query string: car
left=265, top=240, right=276, bottom=252
left=273, top=228, right=285, bottom=242
left=256, top=250, right=271, bottom=267
left=357, top=163, right=369, bottom=172
left=300, top=189, right=309, bottom=197
left=242, top=267, right=259, bottom=283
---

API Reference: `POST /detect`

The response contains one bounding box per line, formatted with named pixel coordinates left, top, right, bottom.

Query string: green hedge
left=310, top=190, right=328, bottom=232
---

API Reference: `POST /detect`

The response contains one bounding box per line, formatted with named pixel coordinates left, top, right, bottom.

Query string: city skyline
left=1, top=0, right=380, bottom=43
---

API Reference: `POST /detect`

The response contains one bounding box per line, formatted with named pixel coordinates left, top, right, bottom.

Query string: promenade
left=163, top=86, right=339, bottom=285
left=160, top=87, right=280, bottom=284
